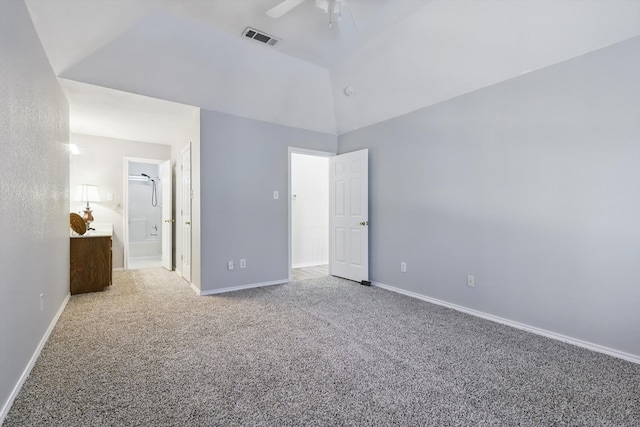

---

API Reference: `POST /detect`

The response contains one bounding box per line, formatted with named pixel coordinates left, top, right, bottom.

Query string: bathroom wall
left=70, top=133, right=171, bottom=268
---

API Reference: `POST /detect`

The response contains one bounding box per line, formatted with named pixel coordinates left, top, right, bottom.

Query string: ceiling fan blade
left=266, top=0, right=306, bottom=18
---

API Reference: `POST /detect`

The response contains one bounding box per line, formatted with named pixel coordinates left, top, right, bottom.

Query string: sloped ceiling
left=332, top=0, right=640, bottom=133
left=25, top=0, right=640, bottom=138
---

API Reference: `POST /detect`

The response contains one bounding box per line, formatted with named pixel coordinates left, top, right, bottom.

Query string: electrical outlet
left=240, top=259, right=246, bottom=269
left=467, top=275, right=475, bottom=288
left=400, top=262, right=407, bottom=273
left=227, top=261, right=234, bottom=271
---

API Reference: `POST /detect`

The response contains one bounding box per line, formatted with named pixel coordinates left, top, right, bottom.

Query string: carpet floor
left=3, top=268, right=639, bottom=426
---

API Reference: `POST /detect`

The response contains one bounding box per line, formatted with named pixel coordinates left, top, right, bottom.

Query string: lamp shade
left=75, top=184, right=100, bottom=203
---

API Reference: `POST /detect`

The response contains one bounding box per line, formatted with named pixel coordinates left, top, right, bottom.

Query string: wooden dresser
left=70, top=224, right=113, bottom=295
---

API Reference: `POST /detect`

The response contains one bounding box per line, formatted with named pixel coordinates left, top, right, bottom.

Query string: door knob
left=359, top=221, right=369, bottom=226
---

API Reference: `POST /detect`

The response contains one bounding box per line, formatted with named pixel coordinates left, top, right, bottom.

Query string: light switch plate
left=273, top=191, right=279, bottom=200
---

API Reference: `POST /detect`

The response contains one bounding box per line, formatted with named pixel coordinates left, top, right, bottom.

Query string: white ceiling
left=60, top=79, right=199, bottom=145
left=25, top=0, right=640, bottom=140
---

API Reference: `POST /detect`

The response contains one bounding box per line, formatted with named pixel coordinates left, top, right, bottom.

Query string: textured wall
left=339, top=37, right=640, bottom=358
left=200, top=110, right=337, bottom=292
left=0, top=0, right=70, bottom=419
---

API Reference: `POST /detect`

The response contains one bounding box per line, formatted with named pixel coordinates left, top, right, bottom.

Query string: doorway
left=124, top=157, right=171, bottom=270
left=288, top=148, right=332, bottom=281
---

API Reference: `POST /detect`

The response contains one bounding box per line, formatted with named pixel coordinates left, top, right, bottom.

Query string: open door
left=330, top=149, right=369, bottom=282
left=181, top=143, right=192, bottom=282
left=160, top=160, right=172, bottom=270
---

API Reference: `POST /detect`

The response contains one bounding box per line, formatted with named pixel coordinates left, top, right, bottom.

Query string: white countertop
left=71, top=223, right=113, bottom=238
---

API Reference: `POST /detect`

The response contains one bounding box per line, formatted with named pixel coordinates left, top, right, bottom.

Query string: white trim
left=197, top=279, right=288, bottom=296
left=0, top=292, right=71, bottom=423
left=287, top=147, right=335, bottom=284
left=190, top=283, right=200, bottom=295
left=373, top=281, right=640, bottom=365
left=179, top=143, right=192, bottom=283
left=172, top=270, right=195, bottom=294
left=112, top=267, right=124, bottom=272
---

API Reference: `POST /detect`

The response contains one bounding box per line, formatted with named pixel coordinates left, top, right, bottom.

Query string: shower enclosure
left=127, top=162, right=163, bottom=269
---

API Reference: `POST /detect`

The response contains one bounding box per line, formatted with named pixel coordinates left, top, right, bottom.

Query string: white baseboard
left=0, top=292, right=71, bottom=424
left=373, top=282, right=640, bottom=365
left=190, top=283, right=200, bottom=295
left=198, top=279, right=288, bottom=296
left=169, top=270, right=195, bottom=293
left=112, top=267, right=124, bottom=272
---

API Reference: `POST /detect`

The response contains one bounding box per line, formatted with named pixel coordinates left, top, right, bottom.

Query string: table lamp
left=75, top=184, right=100, bottom=229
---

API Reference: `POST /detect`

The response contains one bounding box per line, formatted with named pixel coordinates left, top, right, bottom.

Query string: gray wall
left=339, top=37, right=640, bottom=357
left=0, top=0, right=70, bottom=418
left=200, top=110, right=337, bottom=292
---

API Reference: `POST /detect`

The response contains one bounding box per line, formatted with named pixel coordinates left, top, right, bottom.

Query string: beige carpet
left=291, top=264, right=329, bottom=281
left=4, top=268, right=639, bottom=426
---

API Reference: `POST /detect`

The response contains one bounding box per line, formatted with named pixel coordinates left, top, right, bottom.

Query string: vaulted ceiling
left=25, top=0, right=640, bottom=139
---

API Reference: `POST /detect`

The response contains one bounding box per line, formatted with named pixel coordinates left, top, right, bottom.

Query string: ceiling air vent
left=242, top=27, right=280, bottom=46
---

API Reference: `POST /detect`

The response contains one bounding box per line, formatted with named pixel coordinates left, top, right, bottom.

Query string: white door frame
left=123, top=157, right=169, bottom=270
left=287, top=147, right=335, bottom=281
left=180, top=143, right=192, bottom=282
left=160, top=160, right=172, bottom=271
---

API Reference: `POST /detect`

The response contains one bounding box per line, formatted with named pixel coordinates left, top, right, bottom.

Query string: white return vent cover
left=242, top=27, right=280, bottom=46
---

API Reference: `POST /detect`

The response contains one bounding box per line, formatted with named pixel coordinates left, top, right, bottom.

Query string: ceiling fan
left=267, top=0, right=349, bottom=27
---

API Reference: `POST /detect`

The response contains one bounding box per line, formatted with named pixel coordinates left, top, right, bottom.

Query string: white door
left=330, top=149, right=369, bottom=282
left=160, top=160, right=172, bottom=271
left=181, top=144, right=192, bottom=282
